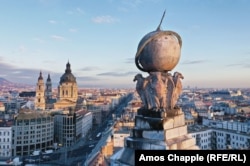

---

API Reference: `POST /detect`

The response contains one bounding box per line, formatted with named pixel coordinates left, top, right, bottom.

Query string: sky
left=0, top=0, right=250, bottom=89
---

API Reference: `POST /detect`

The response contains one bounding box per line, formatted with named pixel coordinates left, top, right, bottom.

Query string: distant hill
left=0, top=77, right=13, bottom=85
left=0, top=77, right=33, bottom=89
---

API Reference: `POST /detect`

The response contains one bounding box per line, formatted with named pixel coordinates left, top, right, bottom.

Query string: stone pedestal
left=125, top=108, right=199, bottom=150
left=113, top=108, right=199, bottom=166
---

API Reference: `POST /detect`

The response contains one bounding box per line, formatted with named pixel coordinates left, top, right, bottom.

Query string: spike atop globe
left=135, top=11, right=182, bottom=72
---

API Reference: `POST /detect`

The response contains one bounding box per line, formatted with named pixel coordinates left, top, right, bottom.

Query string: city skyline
left=0, top=0, right=249, bottom=88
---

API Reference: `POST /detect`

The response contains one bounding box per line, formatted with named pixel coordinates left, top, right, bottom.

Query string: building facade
left=76, top=110, right=93, bottom=138
left=0, top=126, right=12, bottom=158
left=4, top=99, right=26, bottom=113
left=53, top=108, right=82, bottom=147
left=188, top=125, right=212, bottom=150
left=12, top=110, right=54, bottom=156
left=189, top=123, right=250, bottom=150
left=113, top=130, right=130, bottom=148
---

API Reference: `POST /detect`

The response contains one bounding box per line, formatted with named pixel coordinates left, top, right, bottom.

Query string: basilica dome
left=59, top=62, right=76, bottom=84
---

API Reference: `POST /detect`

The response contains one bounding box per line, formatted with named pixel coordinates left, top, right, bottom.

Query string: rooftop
left=0, top=119, right=13, bottom=127
left=16, top=109, right=51, bottom=120
left=188, top=124, right=211, bottom=133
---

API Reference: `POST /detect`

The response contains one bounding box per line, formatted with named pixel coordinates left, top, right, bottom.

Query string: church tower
left=58, top=61, right=78, bottom=102
left=45, top=74, right=52, bottom=102
left=35, top=71, right=46, bottom=110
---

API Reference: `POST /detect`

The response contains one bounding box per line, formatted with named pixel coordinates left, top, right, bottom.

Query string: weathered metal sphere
left=135, top=29, right=182, bottom=72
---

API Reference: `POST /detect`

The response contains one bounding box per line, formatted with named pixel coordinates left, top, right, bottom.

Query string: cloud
left=97, top=71, right=137, bottom=77
left=33, top=38, right=45, bottom=43
left=0, top=74, right=7, bottom=77
left=67, top=11, right=74, bottom=15
left=18, top=45, right=27, bottom=53
left=39, top=0, right=61, bottom=7
left=69, top=28, right=78, bottom=32
left=51, top=35, right=65, bottom=41
left=125, top=58, right=134, bottom=64
left=117, top=7, right=129, bottom=12
left=92, top=15, right=118, bottom=24
left=67, top=7, right=85, bottom=15
left=0, top=60, right=136, bottom=88
left=121, top=0, right=142, bottom=8
left=118, top=0, right=161, bottom=12
left=77, top=76, right=100, bottom=81
left=225, top=63, right=242, bottom=67
left=76, top=8, right=84, bottom=14
left=43, top=60, right=56, bottom=64
left=0, top=61, right=54, bottom=85
left=226, top=63, right=250, bottom=68
left=49, top=20, right=57, bottom=24
left=0, top=62, right=15, bottom=72
left=12, top=71, right=22, bottom=74
left=0, top=60, right=70, bottom=87
left=243, top=64, right=250, bottom=68
left=182, top=60, right=207, bottom=65
left=79, top=66, right=101, bottom=71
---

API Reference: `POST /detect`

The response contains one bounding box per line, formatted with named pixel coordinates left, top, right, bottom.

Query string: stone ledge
left=166, top=134, right=197, bottom=150
left=125, top=137, right=166, bottom=150
left=135, top=115, right=163, bottom=130
left=131, top=128, right=164, bottom=140
left=164, top=125, right=187, bottom=140
left=135, top=108, right=185, bottom=130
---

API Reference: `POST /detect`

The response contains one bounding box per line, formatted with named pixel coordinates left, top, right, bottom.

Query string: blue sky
left=0, top=0, right=249, bottom=89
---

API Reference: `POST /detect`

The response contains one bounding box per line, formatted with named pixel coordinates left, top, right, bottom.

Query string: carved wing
left=172, top=72, right=184, bottom=108
left=167, top=75, right=175, bottom=109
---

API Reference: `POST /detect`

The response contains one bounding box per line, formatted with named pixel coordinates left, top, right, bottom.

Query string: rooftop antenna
left=156, top=10, right=166, bottom=31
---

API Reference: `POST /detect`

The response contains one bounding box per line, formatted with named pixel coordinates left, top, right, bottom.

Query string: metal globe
left=135, top=29, right=182, bottom=72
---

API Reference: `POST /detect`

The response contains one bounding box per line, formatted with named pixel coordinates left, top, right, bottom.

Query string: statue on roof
left=134, top=11, right=184, bottom=114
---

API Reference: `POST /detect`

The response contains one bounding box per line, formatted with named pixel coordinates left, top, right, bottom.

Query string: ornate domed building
left=54, top=61, right=78, bottom=109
